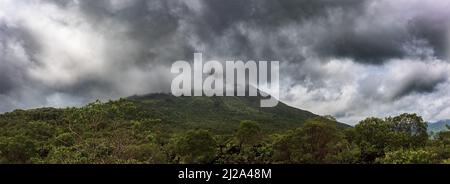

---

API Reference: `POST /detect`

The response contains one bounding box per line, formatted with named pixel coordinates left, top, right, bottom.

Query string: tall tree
left=236, top=120, right=262, bottom=148
left=172, top=130, right=217, bottom=164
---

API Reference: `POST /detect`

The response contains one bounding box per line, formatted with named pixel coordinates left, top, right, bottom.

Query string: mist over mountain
left=127, top=93, right=350, bottom=133
left=428, top=120, right=450, bottom=133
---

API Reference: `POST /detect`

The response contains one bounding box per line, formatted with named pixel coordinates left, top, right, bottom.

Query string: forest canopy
left=0, top=98, right=449, bottom=164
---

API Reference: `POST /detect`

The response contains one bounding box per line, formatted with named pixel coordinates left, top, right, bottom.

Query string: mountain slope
left=0, top=93, right=350, bottom=163
left=127, top=93, right=350, bottom=133
left=0, top=93, right=350, bottom=135
left=428, top=120, right=450, bottom=133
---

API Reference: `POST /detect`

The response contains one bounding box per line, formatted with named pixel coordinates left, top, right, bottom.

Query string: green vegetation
left=0, top=94, right=449, bottom=164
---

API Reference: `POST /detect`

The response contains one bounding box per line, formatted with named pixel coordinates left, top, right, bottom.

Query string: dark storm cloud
left=408, top=16, right=450, bottom=59
left=196, top=0, right=367, bottom=32
left=316, top=15, right=450, bottom=64
left=314, top=28, right=407, bottom=64
left=357, top=65, right=450, bottom=102
left=43, top=0, right=449, bottom=65
left=392, top=76, right=447, bottom=100
left=180, top=0, right=449, bottom=65
left=186, top=0, right=370, bottom=59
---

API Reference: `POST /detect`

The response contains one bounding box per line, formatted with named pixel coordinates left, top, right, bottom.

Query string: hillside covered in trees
left=0, top=94, right=450, bottom=164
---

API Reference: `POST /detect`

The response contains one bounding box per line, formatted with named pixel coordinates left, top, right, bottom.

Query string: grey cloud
left=358, top=70, right=448, bottom=102
left=408, top=16, right=450, bottom=59
left=69, top=0, right=448, bottom=66
left=186, top=0, right=369, bottom=59
left=0, top=25, right=28, bottom=95
left=1, top=0, right=450, bottom=124
left=315, top=28, right=407, bottom=64
left=390, top=71, right=448, bottom=100
left=0, top=65, right=17, bottom=94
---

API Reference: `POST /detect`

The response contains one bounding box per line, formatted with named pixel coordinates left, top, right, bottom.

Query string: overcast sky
left=1, top=0, right=450, bottom=124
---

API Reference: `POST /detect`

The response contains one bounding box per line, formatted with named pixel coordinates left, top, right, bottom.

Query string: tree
left=123, top=143, right=166, bottom=164
left=299, top=119, right=344, bottom=162
left=172, top=130, right=217, bottom=164
left=377, top=149, right=437, bottom=164
left=272, top=132, right=294, bottom=163
left=273, top=119, right=349, bottom=163
left=354, top=117, right=391, bottom=163
left=0, top=135, right=37, bottom=163
left=323, top=115, right=337, bottom=121
left=355, top=114, right=429, bottom=163
left=24, top=121, right=55, bottom=142
left=386, top=113, right=428, bottom=148
left=41, top=147, right=87, bottom=164
left=236, top=120, right=262, bottom=148
left=436, top=131, right=450, bottom=145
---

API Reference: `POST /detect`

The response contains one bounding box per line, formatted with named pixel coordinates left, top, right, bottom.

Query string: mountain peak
left=127, top=93, right=350, bottom=133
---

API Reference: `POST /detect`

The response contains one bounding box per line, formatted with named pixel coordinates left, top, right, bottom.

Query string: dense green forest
left=0, top=94, right=449, bottom=164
